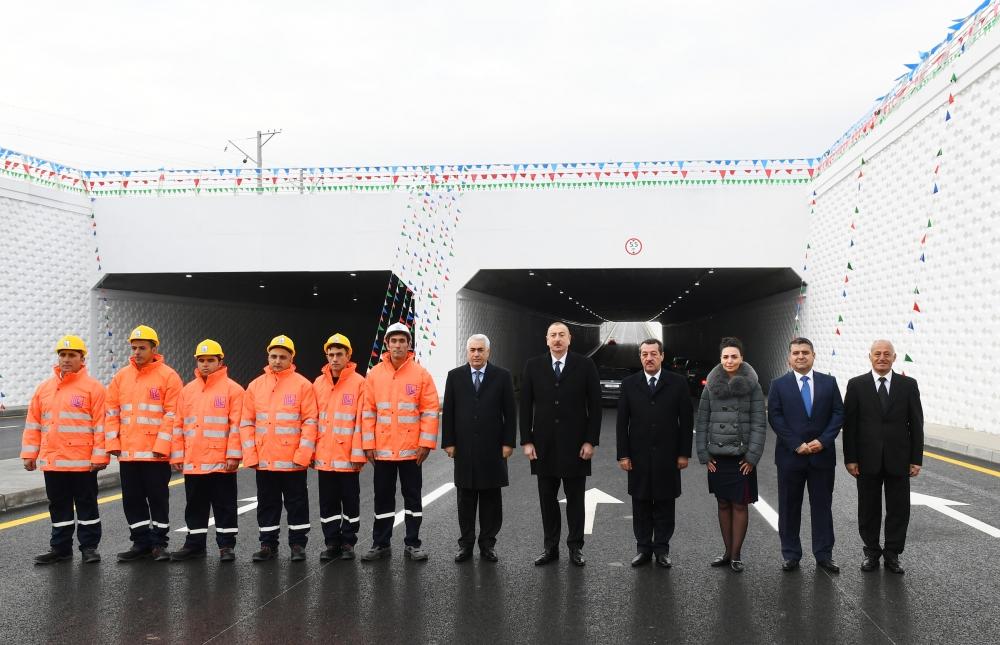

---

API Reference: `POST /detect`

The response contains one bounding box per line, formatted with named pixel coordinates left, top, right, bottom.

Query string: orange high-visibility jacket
left=312, top=362, right=366, bottom=472
left=171, top=366, right=245, bottom=475
left=21, top=366, right=108, bottom=471
left=105, top=355, right=183, bottom=462
left=361, top=352, right=440, bottom=460
left=240, top=365, right=318, bottom=471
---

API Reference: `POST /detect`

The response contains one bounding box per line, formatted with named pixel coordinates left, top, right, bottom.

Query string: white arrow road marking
left=911, top=492, right=1000, bottom=538
left=176, top=496, right=258, bottom=533
left=559, top=487, right=624, bottom=534
left=752, top=495, right=780, bottom=531
left=394, top=483, right=455, bottom=527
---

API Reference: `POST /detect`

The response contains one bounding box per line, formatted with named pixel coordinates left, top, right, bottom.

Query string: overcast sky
left=0, top=1, right=975, bottom=170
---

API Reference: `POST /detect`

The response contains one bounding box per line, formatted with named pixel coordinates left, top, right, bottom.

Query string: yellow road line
left=924, top=450, right=1000, bottom=478
left=0, top=476, right=185, bottom=532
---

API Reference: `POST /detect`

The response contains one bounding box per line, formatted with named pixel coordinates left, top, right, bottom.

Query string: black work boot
left=117, top=545, right=152, bottom=562
left=169, top=546, right=207, bottom=561
left=81, top=548, right=101, bottom=564
left=252, top=544, right=277, bottom=562
left=34, top=549, right=73, bottom=565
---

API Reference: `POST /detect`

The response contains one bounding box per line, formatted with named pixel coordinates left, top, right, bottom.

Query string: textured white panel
left=0, top=185, right=94, bottom=407
left=801, top=62, right=1000, bottom=434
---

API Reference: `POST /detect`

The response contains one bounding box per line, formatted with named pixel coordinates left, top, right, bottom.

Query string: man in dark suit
left=441, top=334, right=517, bottom=564
left=843, top=339, right=924, bottom=574
left=767, top=337, right=844, bottom=574
left=520, top=321, right=601, bottom=566
left=616, top=338, right=693, bottom=568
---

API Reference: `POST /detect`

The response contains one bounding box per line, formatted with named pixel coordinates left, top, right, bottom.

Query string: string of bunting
left=830, top=156, right=866, bottom=360
left=367, top=273, right=416, bottom=370
left=0, top=150, right=818, bottom=197
left=817, top=0, right=998, bottom=174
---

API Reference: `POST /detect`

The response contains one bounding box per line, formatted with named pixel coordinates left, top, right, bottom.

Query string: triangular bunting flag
left=904, top=354, right=913, bottom=362
left=913, top=302, right=921, bottom=312
left=907, top=321, right=914, bottom=330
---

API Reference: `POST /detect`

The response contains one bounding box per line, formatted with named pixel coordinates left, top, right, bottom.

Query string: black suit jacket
left=843, top=371, right=924, bottom=476
left=615, top=370, right=694, bottom=500
left=519, top=351, right=601, bottom=478
left=441, top=363, right=517, bottom=489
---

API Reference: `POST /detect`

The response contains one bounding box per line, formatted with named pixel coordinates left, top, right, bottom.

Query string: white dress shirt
left=644, top=370, right=662, bottom=387
left=471, top=364, right=486, bottom=387
left=551, top=354, right=568, bottom=371
left=794, top=369, right=815, bottom=401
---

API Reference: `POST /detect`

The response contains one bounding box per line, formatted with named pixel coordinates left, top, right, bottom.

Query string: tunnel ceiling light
left=546, top=282, right=552, bottom=287
left=353, top=297, right=358, bottom=302
left=694, top=281, right=700, bottom=286
left=708, top=269, right=715, bottom=274
left=528, top=271, right=535, bottom=276
left=685, top=290, right=690, bottom=294
left=258, top=283, right=265, bottom=289
left=349, top=272, right=356, bottom=277
left=184, top=274, right=192, bottom=278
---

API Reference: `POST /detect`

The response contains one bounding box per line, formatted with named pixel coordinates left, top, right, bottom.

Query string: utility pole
left=225, top=129, right=281, bottom=190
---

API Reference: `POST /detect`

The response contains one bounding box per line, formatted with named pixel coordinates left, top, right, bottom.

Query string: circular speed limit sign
left=625, top=237, right=643, bottom=255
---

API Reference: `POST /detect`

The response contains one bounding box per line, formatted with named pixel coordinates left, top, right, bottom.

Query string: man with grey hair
left=442, top=334, right=516, bottom=563
left=843, top=339, right=923, bottom=574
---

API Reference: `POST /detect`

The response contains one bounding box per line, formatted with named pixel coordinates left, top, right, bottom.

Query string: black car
left=598, top=367, right=636, bottom=405
left=684, top=359, right=715, bottom=398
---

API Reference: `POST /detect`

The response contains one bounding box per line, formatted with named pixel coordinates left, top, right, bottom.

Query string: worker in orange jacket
left=240, top=335, right=318, bottom=562
left=312, top=333, right=367, bottom=561
left=21, top=335, right=108, bottom=565
left=105, top=324, right=183, bottom=562
left=168, top=340, right=245, bottom=563
left=360, top=322, right=440, bottom=562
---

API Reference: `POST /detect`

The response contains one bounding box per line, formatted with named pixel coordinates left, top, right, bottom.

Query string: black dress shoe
left=81, top=548, right=101, bottom=564
left=480, top=548, right=499, bottom=563
left=454, top=548, right=473, bottom=563
left=860, top=556, right=879, bottom=572
left=34, top=549, right=73, bottom=565
left=730, top=560, right=745, bottom=573
left=782, top=559, right=800, bottom=571
left=534, top=550, right=559, bottom=566
left=655, top=554, right=672, bottom=568
left=817, top=559, right=840, bottom=574
left=169, top=546, right=206, bottom=561
left=710, top=555, right=731, bottom=567
left=631, top=552, right=652, bottom=567
left=883, top=556, right=904, bottom=574
left=569, top=549, right=586, bottom=567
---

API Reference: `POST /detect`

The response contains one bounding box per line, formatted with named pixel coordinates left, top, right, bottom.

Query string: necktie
left=648, top=376, right=657, bottom=392
left=473, top=370, right=481, bottom=392
left=554, top=360, right=562, bottom=380
left=800, top=375, right=812, bottom=416
left=878, top=376, right=890, bottom=412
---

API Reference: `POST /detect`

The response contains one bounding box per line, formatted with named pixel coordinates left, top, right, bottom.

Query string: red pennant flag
left=807, top=169, right=815, bottom=177
left=844, top=275, right=849, bottom=283
left=913, top=302, right=921, bottom=312
left=948, top=94, right=955, bottom=104
left=393, top=175, right=400, bottom=183
left=193, top=178, right=200, bottom=187
left=835, top=328, right=841, bottom=335
left=236, top=178, right=243, bottom=186
left=680, top=170, right=687, bottom=178
left=765, top=169, right=772, bottom=178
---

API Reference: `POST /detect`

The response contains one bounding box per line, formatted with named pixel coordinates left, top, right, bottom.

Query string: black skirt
left=707, top=455, right=758, bottom=504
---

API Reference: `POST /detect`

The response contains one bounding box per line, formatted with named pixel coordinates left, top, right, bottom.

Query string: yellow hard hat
left=194, top=339, right=224, bottom=358
left=267, top=334, right=295, bottom=356
left=55, top=335, right=88, bottom=356
left=129, top=325, right=160, bottom=347
left=324, top=333, right=352, bottom=353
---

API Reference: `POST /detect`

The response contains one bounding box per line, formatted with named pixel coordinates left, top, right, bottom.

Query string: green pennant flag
left=903, top=354, right=913, bottom=362
left=847, top=262, right=854, bottom=270
left=949, top=73, right=957, bottom=83
left=854, top=206, right=859, bottom=214
left=936, top=148, right=943, bottom=156
left=913, top=286, right=920, bottom=294
left=861, top=158, right=866, bottom=165
left=837, top=315, right=844, bottom=322
left=927, top=219, right=932, bottom=227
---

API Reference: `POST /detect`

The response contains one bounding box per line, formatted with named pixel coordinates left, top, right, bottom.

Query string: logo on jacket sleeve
left=283, top=393, right=297, bottom=406
left=149, top=387, right=162, bottom=401
left=405, top=384, right=417, bottom=396
left=341, top=393, right=354, bottom=406
left=213, top=396, right=226, bottom=408
left=70, top=395, right=85, bottom=408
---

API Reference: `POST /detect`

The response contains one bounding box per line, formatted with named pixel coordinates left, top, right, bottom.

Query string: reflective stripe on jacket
left=104, top=355, right=183, bottom=462
left=21, top=366, right=108, bottom=472
left=361, top=351, right=440, bottom=460
left=240, top=364, right=317, bottom=471
left=312, top=362, right=366, bottom=472
left=171, top=366, right=245, bottom=474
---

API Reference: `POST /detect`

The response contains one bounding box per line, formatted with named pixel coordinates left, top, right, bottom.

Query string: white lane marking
left=394, top=482, right=455, bottom=527
left=559, top=487, right=624, bottom=534
left=752, top=495, right=780, bottom=531
left=911, top=492, right=1000, bottom=538
left=177, top=496, right=258, bottom=533
left=0, top=424, right=23, bottom=429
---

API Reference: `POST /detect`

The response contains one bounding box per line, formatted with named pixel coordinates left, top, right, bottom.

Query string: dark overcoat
left=519, top=352, right=601, bottom=478
left=843, top=371, right=924, bottom=477
left=615, top=370, right=694, bottom=500
left=441, top=362, right=517, bottom=489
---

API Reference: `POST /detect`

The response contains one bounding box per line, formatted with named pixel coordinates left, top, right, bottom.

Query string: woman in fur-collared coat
left=695, top=336, right=766, bottom=573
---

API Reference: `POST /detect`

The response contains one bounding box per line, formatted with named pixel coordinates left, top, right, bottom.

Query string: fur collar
left=706, top=362, right=759, bottom=399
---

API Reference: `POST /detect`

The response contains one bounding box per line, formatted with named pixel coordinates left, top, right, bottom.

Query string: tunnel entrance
left=94, top=270, right=397, bottom=383
left=457, top=267, right=803, bottom=392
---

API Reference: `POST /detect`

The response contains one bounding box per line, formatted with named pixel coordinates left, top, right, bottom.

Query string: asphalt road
left=0, top=416, right=25, bottom=460
left=1, top=409, right=999, bottom=644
